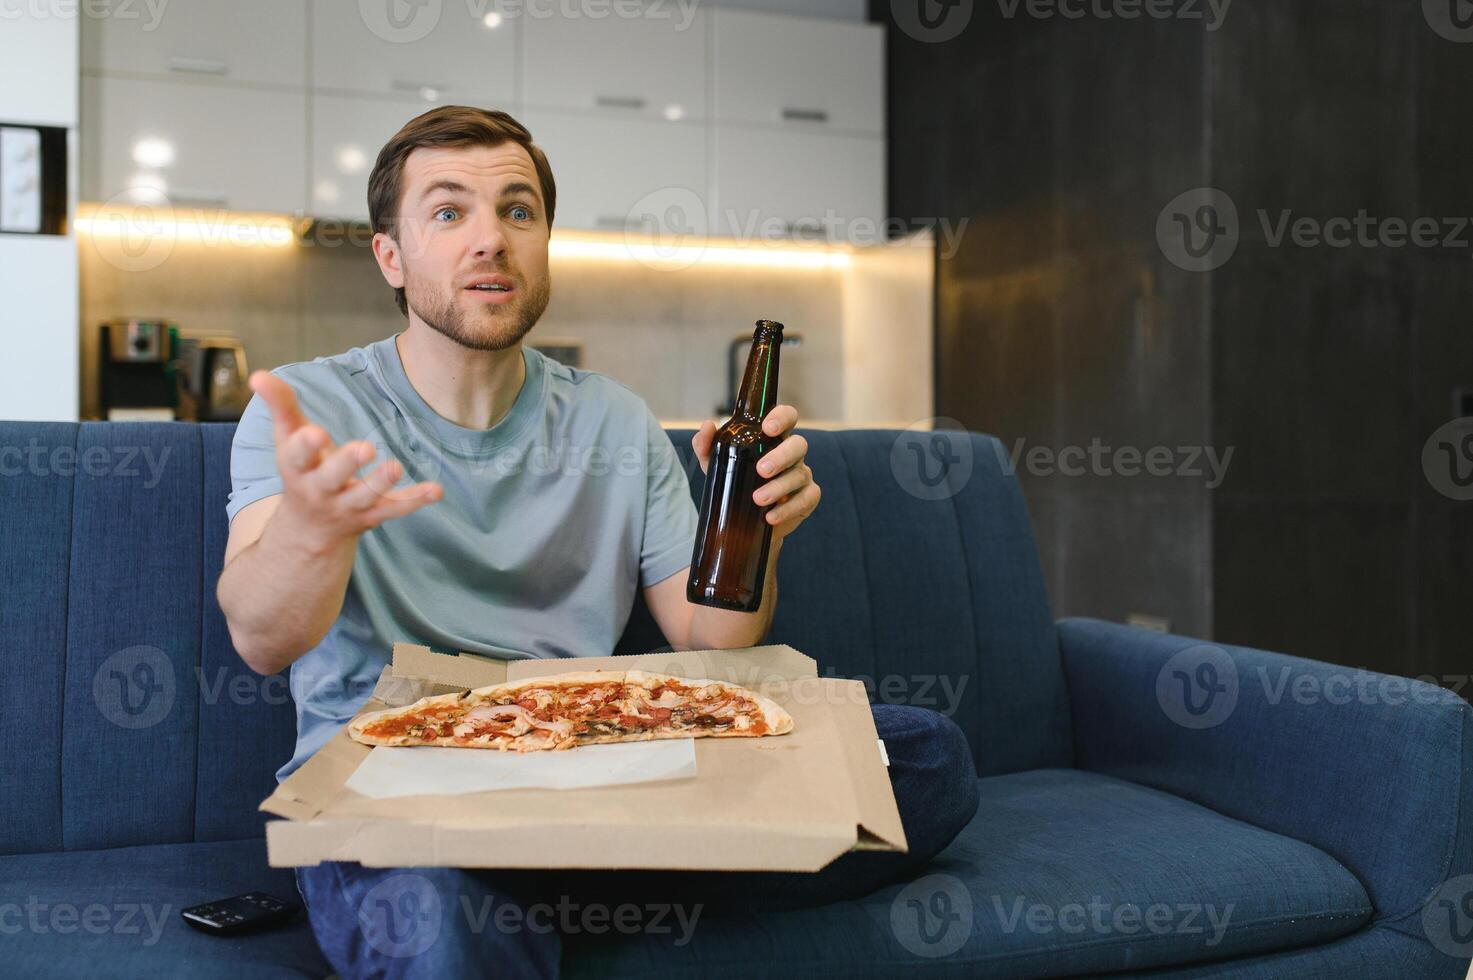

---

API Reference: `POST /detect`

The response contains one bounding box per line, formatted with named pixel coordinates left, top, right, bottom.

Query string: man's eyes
left=430, top=204, right=534, bottom=222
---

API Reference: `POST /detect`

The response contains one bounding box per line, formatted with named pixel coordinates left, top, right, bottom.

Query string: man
left=218, top=105, right=977, bottom=979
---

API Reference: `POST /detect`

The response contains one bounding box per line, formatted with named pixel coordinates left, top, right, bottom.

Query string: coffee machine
left=99, top=319, right=178, bottom=420
left=177, top=336, right=250, bottom=421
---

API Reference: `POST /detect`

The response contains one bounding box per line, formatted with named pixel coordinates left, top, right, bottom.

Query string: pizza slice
left=348, top=669, right=794, bottom=752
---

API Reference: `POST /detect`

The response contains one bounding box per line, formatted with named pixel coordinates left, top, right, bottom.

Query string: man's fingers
left=309, top=440, right=374, bottom=496
left=362, top=482, right=443, bottom=525
left=755, top=463, right=811, bottom=506
left=250, top=371, right=309, bottom=441
left=340, top=458, right=403, bottom=509
left=280, top=424, right=333, bottom=475
left=761, top=404, right=799, bottom=436
left=757, top=433, right=808, bottom=478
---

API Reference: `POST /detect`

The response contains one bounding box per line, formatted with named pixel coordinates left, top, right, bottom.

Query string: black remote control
left=180, top=892, right=301, bottom=936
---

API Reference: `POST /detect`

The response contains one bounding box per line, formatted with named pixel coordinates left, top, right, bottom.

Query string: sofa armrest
left=1058, top=617, right=1473, bottom=932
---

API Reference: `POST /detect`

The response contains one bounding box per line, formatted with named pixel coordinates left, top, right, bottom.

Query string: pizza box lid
left=259, top=642, right=907, bottom=872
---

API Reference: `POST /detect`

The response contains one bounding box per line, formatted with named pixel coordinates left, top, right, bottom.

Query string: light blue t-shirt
left=226, top=336, right=698, bottom=780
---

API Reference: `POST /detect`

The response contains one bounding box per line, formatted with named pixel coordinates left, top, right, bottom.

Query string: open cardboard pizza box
left=260, top=642, right=907, bottom=872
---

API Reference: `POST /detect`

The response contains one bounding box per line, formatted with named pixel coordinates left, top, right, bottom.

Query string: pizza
left=348, top=669, right=793, bottom=752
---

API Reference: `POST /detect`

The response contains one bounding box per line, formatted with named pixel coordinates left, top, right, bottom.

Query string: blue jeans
left=295, top=704, right=979, bottom=979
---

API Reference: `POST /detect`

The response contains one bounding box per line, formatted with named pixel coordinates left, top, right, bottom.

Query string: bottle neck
left=732, top=329, right=781, bottom=422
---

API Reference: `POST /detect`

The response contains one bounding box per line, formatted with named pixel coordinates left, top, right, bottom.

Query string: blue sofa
left=2, top=420, right=1469, bottom=978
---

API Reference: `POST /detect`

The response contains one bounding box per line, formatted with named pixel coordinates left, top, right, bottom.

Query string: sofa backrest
left=0, top=421, right=1070, bottom=856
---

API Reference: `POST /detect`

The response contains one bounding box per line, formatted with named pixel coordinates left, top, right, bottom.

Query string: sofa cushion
left=0, top=838, right=328, bottom=979
left=561, top=769, right=1372, bottom=978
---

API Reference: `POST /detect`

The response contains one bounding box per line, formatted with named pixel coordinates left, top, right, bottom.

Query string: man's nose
left=469, top=211, right=508, bottom=258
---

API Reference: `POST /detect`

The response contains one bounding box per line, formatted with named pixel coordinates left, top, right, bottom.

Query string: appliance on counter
left=99, top=319, right=179, bottom=420
left=97, top=321, right=251, bottom=421
left=529, top=339, right=584, bottom=369
left=177, top=335, right=250, bottom=422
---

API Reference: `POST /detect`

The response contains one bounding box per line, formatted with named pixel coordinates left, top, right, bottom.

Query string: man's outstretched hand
left=249, top=370, right=443, bottom=551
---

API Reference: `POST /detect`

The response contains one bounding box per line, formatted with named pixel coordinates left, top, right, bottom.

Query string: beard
left=403, top=263, right=551, bottom=352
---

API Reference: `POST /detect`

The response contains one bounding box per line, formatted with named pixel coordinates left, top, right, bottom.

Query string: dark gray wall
left=877, top=0, right=1472, bottom=685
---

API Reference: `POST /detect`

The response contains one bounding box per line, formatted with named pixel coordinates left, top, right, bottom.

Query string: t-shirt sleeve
left=640, top=409, right=698, bottom=587
left=225, top=391, right=284, bottom=524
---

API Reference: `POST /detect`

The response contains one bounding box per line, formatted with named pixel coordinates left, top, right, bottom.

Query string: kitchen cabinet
left=311, top=93, right=449, bottom=223
left=81, top=76, right=307, bottom=214
left=80, top=0, right=307, bottom=88
left=711, top=9, right=883, bottom=134
left=521, top=7, right=708, bottom=121
left=311, top=0, right=517, bottom=107
left=713, top=125, right=883, bottom=243
left=521, top=111, right=706, bottom=232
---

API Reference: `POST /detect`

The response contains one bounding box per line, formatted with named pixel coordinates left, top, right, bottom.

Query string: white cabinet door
left=520, top=112, right=706, bottom=234
left=311, top=0, right=516, bottom=106
left=521, top=7, right=707, bottom=120
left=0, top=11, right=76, bottom=126
left=312, top=93, right=442, bottom=222
left=80, top=0, right=307, bottom=88
left=81, top=76, right=307, bottom=214
left=712, top=9, right=883, bottom=134
left=713, top=125, right=884, bottom=244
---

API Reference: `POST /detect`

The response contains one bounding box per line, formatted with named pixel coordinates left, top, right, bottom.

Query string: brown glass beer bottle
left=687, top=319, right=786, bottom=612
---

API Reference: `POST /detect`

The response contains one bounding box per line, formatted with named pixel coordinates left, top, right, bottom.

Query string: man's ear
left=371, top=230, right=404, bottom=289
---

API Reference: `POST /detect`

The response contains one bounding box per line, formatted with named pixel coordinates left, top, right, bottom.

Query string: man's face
left=376, top=142, right=552, bottom=351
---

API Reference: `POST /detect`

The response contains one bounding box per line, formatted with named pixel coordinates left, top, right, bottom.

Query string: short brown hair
left=367, top=105, right=557, bottom=317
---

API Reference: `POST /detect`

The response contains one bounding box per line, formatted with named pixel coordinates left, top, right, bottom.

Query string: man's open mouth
left=463, top=274, right=516, bottom=302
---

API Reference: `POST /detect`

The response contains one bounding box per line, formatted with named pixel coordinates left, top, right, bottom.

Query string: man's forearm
left=217, top=511, right=358, bottom=675
left=686, top=537, right=782, bottom=650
